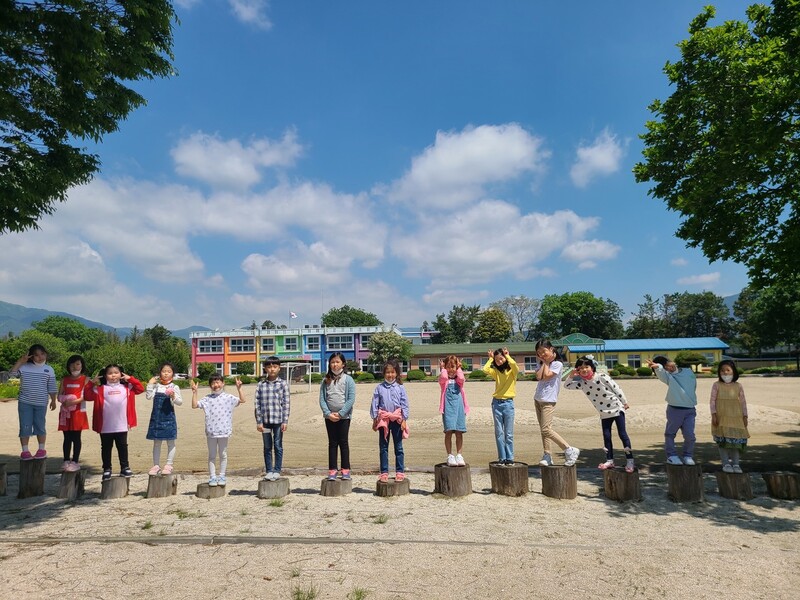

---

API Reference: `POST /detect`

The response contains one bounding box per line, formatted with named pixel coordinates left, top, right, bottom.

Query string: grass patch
left=348, top=587, right=370, bottom=600
left=141, top=520, right=153, bottom=530
left=290, top=567, right=302, bottom=578
left=168, top=508, right=204, bottom=520
left=269, top=498, right=285, bottom=508
left=291, top=582, right=320, bottom=600
left=372, top=513, right=389, bottom=524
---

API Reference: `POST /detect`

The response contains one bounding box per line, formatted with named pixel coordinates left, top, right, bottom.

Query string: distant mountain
left=0, top=300, right=211, bottom=341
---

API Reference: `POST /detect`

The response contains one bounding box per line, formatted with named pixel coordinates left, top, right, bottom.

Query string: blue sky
left=0, top=1, right=754, bottom=331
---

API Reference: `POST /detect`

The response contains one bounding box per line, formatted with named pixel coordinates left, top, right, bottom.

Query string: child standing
left=564, top=356, right=634, bottom=472
left=710, top=360, right=749, bottom=473
left=482, top=348, right=518, bottom=465
left=647, top=356, right=697, bottom=465
left=191, top=374, right=246, bottom=486
left=319, top=352, right=356, bottom=481
left=86, top=365, right=144, bottom=480
left=534, top=340, right=580, bottom=467
left=255, top=356, right=290, bottom=481
left=371, top=359, right=409, bottom=482
left=57, top=355, right=92, bottom=471
left=439, top=355, right=469, bottom=467
left=11, top=345, right=57, bottom=460
left=146, top=362, right=183, bottom=476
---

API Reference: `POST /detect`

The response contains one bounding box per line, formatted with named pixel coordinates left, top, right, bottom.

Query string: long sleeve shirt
left=710, top=381, right=747, bottom=416
left=482, top=355, right=519, bottom=399
left=654, top=365, right=697, bottom=408
left=370, top=381, right=409, bottom=420
left=438, top=368, right=469, bottom=415
left=254, top=377, right=290, bottom=425
left=564, top=372, right=628, bottom=418
left=319, top=374, right=356, bottom=419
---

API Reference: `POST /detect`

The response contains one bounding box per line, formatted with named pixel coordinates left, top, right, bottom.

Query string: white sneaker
left=732, top=465, right=743, bottom=474
left=271, top=472, right=280, bottom=481
left=683, top=457, right=696, bottom=466
left=263, top=472, right=274, bottom=481
left=564, top=447, right=580, bottom=467
left=722, top=464, right=734, bottom=473
left=446, top=454, right=457, bottom=467
left=455, top=454, right=466, bottom=467
left=666, top=456, right=683, bottom=465
left=539, top=454, right=553, bottom=467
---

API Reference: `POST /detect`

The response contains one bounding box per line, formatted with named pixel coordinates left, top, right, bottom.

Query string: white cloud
left=570, top=128, right=625, bottom=188
left=560, top=239, right=621, bottom=270
left=670, top=257, right=689, bottom=266
left=229, top=0, right=272, bottom=29
left=384, top=123, right=549, bottom=209
left=173, top=0, right=201, bottom=9
left=677, top=272, right=720, bottom=286
left=171, top=130, right=302, bottom=189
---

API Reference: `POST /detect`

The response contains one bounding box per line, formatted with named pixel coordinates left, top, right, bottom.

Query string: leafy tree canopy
left=366, top=331, right=413, bottom=365
left=489, top=295, right=540, bottom=340
left=321, top=305, right=382, bottom=327
left=431, top=304, right=481, bottom=344
left=626, top=292, right=734, bottom=340
left=534, top=292, right=624, bottom=340
left=736, top=276, right=800, bottom=361
left=31, top=315, right=105, bottom=353
left=472, top=308, right=513, bottom=344
left=634, top=2, right=800, bottom=285
left=1, top=0, right=177, bottom=233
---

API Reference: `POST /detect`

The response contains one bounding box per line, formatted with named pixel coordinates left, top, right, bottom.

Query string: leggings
left=325, top=418, right=351, bottom=471
left=207, top=437, right=229, bottom=477
left=62, top=430, right=83, bottom=462
left=100, top=432, right=129, bottom=471
left=153, top=439, right=176, bottom=466
left=601, top=413, right=633, bottom=460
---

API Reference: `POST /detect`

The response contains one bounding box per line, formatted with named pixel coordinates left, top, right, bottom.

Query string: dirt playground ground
left=0, top=377, right=798, bottom=599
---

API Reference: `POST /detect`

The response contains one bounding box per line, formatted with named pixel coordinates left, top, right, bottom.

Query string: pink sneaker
left=33, top=449, right=47, bottom=459
left=20, top=450, right=33, bottom=460
left=161, top=464, right=173, bottom=475
left=148, top=465, right=161, bottom=476
left=378, top=473, right=389, bottom=483
left=62, top=460, right=71, bottom=471
left=395, top=472, right=406, bottom=482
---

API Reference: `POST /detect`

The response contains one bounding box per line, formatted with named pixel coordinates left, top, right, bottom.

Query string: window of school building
left=703, top=353, right=715, bottom=365
left=284, top=337, right=298, bottom=351
left=418, top=359, right=431, bottom=373
left=306, top=336, right=320, bottom=351
left=328, top=334, right=354, bottom=350
left=311, top=360, right=321, bottom=373
left=605, top=354, right=619, bottom=369
left=198, top=339, right=223, bottom=353
left=524, top=356, right=537, bottom=371
left=230, top=338, right=254, bottom=353
left=261, top=338, right=275, bottom=353
left=627, top=354, right=641, bottom=368
left=360, top=334, right=373, bottom=346
left=462, top=358, right=473, bottom=371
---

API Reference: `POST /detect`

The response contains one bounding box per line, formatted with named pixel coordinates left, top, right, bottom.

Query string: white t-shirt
left=534, top=360, right=563, bottom=403
left=197, top=392, right=240, bottom=438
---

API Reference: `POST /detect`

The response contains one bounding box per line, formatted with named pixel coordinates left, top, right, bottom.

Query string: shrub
left=636, top=366, right=653, bottom=377
left=303, top=373, right=324, bottom=383
left=747, top=366, right=785, bottom=375
left=616, top=365, right=637, bottom=376
left=355, top=371, right=375, bottom=382
left=609, top=369, right=620, bottom=377
left=406, top=369, right=426, bottom=381
left=0, top=382, right=20, bottom=398
left=197, top=362, right=217, bottom=380
left=468, top=370, right=488, bottom=380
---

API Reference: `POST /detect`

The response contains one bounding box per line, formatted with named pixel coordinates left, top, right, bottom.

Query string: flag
left=290, top=311, right=298, bottom=319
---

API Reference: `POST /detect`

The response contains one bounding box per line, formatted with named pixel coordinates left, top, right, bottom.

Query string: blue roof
left=568, top=337, right=729, bottom=352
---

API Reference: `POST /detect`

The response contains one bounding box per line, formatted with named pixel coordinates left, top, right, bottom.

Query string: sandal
left=148, top=465, right=161, bottom=476
left=161, top=464, right=173, bottom=475
left=395, top=472, right=406, bottom=482
left=378, top=473, right=389, bottom=483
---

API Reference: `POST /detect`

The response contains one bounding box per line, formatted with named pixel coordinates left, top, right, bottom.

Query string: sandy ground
left=0, top=377, right=798, bottom=599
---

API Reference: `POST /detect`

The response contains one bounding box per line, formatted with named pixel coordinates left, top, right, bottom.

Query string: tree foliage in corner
left=366, top=331, right=412, bottom=366
left=634, top=1, right=800, bottom=286
left=0, top=0, right=177, bottom=233
left=321, top=305, right=382, bottom=327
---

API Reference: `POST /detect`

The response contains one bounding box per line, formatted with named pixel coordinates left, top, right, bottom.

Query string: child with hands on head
left=319, top=352, right=356, bottom=481
left=11, top=345, right=58, bottom=460
left=482, top=347, right=518, bottom=465
left=534, top=340, right=580, bottom=467
left=710, top=360, right=749, bottom=473
left=439, top=355, right=469, bottom=467
left=57, top=354, right=92, bottom=471
left=255, top=356, right=290, bottom=481
left=371, top=359, right=409, bottom=482
left=86, top=365, right=144, bottom=480
left=191, top=374, right=245, bottom=487
left=146, top=362, right=183, bottom=476
left=564, top=355, right=635, bottom=472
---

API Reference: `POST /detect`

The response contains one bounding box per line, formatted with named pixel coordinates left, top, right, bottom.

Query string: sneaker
left=148, top=465, right=161, bottom=476
left=161, top=464, right=174, bottom=475
left=121, top=467, right=133, bottom=478
left=33, top=449, right=47, bottom=459
left=504, top=459, right=515, bottom=466
left=217, top=475, right=227, bottom=486
left=378, top=473, right=389, bottom=483
left=446, top=454, right=457, bottom=467
left=208, top=476, right=218, bottom=487
left=262, top=473, right=272, bottom=481
left=455, top=454, right=466, bottom=467
left=564, top=447, right=580, bottom=467
left=20, top=450, right=33, bottom=461
left=270, top=472, right=280, bottom=481
left=67, top=461, right=81, bottom=472
left=598, top=460, right=615, bottom=470
left=666, top=455, right=683, bottom=465
left=62, top=460, right=71, bottom=471
left=341, top=469, right=351, bottom=480
left=102, top=470, right=112, bottom=481
left=327, top=470, right=337, bottom=481
left=395, top=472, right=406, bottom=482
left=722, top=464, right=734, bottom=473
left=625, top=459, right=635, bottom=473
left=683, top=457, right=696, bottom=466
left=732, top=465, right=743, bottom=474
left=539, top=454, right=553, bottom=467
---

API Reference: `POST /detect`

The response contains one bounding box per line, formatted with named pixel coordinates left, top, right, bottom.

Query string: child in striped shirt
left=12, top=345, right=58, bottom=460
left=255, top=356, right=290, bottom=481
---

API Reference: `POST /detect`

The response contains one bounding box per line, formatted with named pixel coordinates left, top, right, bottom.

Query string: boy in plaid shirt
left=255, top=356, right=290, bottom=480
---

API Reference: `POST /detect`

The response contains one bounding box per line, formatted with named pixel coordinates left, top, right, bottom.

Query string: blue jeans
left=378, top=421, right=405, bottom=474
left=262, top=425, right=284, bottom=473
left=492, top=399, right=515, bottom=461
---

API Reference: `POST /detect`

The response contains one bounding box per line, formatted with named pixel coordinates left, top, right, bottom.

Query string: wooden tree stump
left=0, top=463, right=6, bottom=496
left=666, top=463, right=704, bottom=502
left=18, top=459, right=46, bottom=499
left=146, top=474, right=178, bottom=498
left=541, top=465, right=577, bottom=500
left=320, top=478, right=352, bottom=497
left=196, top=483, right=226, bottom=499
left=100, top=477, right=130, bottom=500
left=433, top=463, right=472, bottom=497
left=58, top=469, right=85, bottom=501
left=376, top=477, right=410, bottom=497
left=258, top=477, right=290, bottom=499
left=603, top=468, right=641, bottom=502
left=714, top=471, right=753, bottom=500
left=762, top=472, right=800, bottom=500
left=489, top=461, right=529, bottom=497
